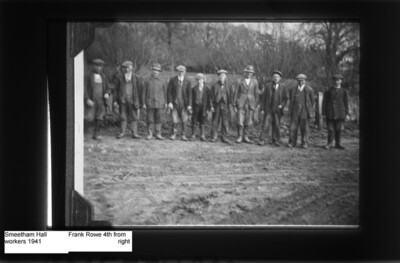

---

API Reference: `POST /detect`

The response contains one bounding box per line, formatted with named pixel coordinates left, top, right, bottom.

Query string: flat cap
left=176, top=65, right=186, bottom=72
left=151, top=63, right=162, bottom=71
left=244, top=65, right=255, bottom=73
left=122, top=60, right=133, bottom=67
left=332, top=74, right=344, bottom=79
left=217, top=69, right=228, bottom=75
left=92, top=59, right=105, bottom=65
left=296, top=74, right=307, bottom=80
left=272, top=70, right=282, bottom=77
left=195, top=73, right=205, bottom=80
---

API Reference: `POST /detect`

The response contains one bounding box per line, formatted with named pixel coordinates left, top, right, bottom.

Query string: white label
left=4, top=231, right=132, bottom=254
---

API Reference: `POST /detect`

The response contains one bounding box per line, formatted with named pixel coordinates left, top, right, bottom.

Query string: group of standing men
left=84, top=59, right=350, bottom=150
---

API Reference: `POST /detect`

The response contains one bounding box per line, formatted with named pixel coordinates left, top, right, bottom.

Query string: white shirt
left=124, top=72, right=132, bottom=82
left=273, top=83, right=279, bottom=90
left=335, top=85, right=341, bottom=89
left=298, top=85, right=305, bottom=92
left=93, top=73, right=102, bottom=84
left=245, top=78, right=250, bottom=86
left=178, top=76, right=184, bottom=82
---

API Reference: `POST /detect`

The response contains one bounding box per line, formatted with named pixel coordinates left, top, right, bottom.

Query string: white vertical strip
left=47, top=82, right=52, bottom=227
left=318, top=91, right=324, bottom=128
left=74, top=51, right=84, bottom=195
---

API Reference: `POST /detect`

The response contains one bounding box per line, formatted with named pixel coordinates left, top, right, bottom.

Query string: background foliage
left=85, top=22, right=360, bottom=95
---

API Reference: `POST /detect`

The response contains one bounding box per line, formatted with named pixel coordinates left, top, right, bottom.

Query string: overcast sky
left=232, top=22, right=300, bottom=33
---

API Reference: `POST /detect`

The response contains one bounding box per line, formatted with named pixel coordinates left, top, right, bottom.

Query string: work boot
left=301, top=143, right=308, bottom=149
left=335, top=131, right=345, bottom=149
left=170, top=125, right=177, bottom=140
left=92, top=120, right=102, bottom=140
left=190, top=125, right=196, bottom=141
left=335, top=144, right=345, bottom=150
left=324, top=143, right=333, bottom=150
left=181, top=123, right=188, bottom=141
left=235, top=126, right=243, bottom=143
left=328, top=131, right=334, bottom=146
left=146, top=128, right=153, bottom=140
left=155, top=124, right=164, bottom=140
left=210, top=130, right=218, bottom=142
left=131, top=121, right=141, bottom=139
left=222, top=135, right=232, bottom=145
left=273, top=140, right=282, bottom=147
left=258, top=139, right=266, bottom=146
left=200, top=125, right=206, bottom=141
left=116, top=120, right=127, bottom=139
left=243, top=126, right=253, bottom=144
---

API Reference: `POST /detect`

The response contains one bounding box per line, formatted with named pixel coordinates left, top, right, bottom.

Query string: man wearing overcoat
left=114, top=60, right=142, bottom=139
left=233, top=65, right=262, bottom=144
left=258, top=70, right=288, bottom=146
left=322, top=74, right=350, bottom=150
left=210, top=69, right=233, bottom=144
left=167, top=65, right=192, bottom=141
left=287, top=74, right=315, bottom=148
left=142, top=63, right=167, bottom=140
left=84, top=58, right=111, bottom=140
left=190, top=73, right=210, bottom=141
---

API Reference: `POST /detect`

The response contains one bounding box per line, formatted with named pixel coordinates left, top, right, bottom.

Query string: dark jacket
left=288, top=85, right=315, bottom=118
left=233, top=77, right=261, bottom=110
left=114, top=74, right=141, bottom=108
left=322, top=86, right=349, bottom=120
left=260, top=82, right=288, bottom=113
left=84, top=71, right=111, bottom=104
left=210, top=81, right=233, bottom=108
left=142, top=76, right=167, bottom=109
left=192, top=84, right=210, bottom=115
left=167, top=75, right=192, bottom=108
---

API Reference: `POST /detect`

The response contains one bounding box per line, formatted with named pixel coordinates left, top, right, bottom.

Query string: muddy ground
left=84, top=114, right=359, bottom=226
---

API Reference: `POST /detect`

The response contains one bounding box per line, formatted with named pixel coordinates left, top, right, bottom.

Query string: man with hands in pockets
left=167, top=65, right=192, bottom=141
left=142, top=63, right=168, bottom=140
left=209, top=69, right=233, bottom=144
left=114, top=60, right=142, bottom=139
left=84, top=58, right=111, bottom=140
left=258, top=70, right=288, bottom=147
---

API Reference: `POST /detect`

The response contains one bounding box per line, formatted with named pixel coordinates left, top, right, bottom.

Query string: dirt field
left=84, top=115, right=359, bottom=226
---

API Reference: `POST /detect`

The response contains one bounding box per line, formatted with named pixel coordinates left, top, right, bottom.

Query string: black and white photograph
left=71, top=21, right=360, bottom=226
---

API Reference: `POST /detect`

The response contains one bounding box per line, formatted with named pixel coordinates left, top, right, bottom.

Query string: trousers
left=260, top=111, right=282, bottom=142
left=119, top=103, right=138, bottom=122
left=237, top=103, right=253, bottom=126
left=326, top=119, right=344, bottom=145
left=211, top=102, right=229, bottom=138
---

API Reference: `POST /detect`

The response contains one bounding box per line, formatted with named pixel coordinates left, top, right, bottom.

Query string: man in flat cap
left=287, top=74, right=315, bottom=148
left=258, top=70, right=288, bottom=146
left=322, top=74, right=350, bottom=150
left=84, top=58, right=111, bottom=140
left=209, top=69, right=233, bottom=144
left=114, top=60, right=142, bottom=139
left=233, top=65, right=262, bottom=144
left=167, top=65, right=192, bottom=141
left=142, top=63, right=168, bottom=140
left=190, top=73, right=210, bottom=141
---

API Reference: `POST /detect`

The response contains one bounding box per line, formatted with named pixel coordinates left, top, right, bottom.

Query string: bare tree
left=301, top=22, right=360, bottom=84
